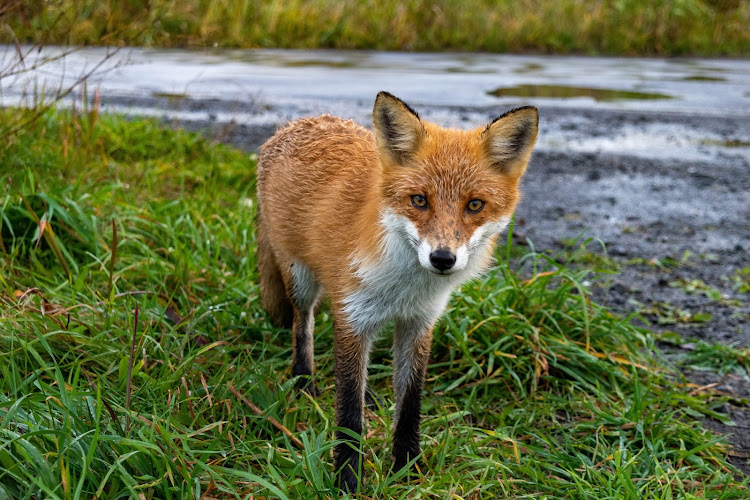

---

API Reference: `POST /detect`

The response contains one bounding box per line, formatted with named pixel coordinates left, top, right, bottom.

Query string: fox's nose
left=429, top=248, right=456, bottom=271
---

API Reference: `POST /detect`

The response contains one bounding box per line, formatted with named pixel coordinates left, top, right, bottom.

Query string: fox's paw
left=364, top=385, right=384, bottom=410
left=335, top=444, right=364, bottom=493
left=293, top=376, right=318, bottom=398
left=337, top=466, right=362, bottom=494
left=392, top=451, right=426, bottom=479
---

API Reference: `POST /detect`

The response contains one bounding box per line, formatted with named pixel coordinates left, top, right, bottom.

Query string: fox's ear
left=482, top=106, right=539, bottom=178
left=373, top=91, right=425, bottom=165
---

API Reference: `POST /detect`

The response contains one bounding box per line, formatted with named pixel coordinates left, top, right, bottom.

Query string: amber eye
left=411, top=195, right=428, bottom=209
left=467, top=199, right=485, bottom=213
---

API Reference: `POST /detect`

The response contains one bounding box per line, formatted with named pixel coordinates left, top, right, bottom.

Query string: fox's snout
left=415, top=236, right=469, bottom=275
left=429, top=248, right=456, bottom=272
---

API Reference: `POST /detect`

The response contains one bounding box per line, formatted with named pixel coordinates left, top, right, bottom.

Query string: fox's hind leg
left=257, top=205, right=320, bottom=393
left=287, top=261, right=322, bottom=394
left=257, top=208, right=294, bottom=328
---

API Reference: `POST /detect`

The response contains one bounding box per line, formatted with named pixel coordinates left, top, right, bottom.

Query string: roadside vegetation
left=0, top=107, right=746, bottom=498
left=5, top=0, right=750, bottom=56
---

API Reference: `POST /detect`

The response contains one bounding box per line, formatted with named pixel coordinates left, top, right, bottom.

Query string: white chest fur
left=342, top=211, right=490, bottom=336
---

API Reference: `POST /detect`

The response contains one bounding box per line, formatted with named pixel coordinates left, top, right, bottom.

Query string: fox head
left=373, top=91, right=538, bottom=276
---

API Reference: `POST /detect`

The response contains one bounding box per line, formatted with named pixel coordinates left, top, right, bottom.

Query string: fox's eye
left=411, top=195, right=428, bottom=209
left=467, top=199, right=485, bottom=213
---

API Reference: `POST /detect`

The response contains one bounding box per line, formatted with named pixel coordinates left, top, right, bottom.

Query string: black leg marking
left=333, top=324, right=372, bottom=492
left=288, top=262, right=320, bottom=396
left=391, top=320, right=432, bottom=474
left=291, top=311, right=317, bottom=396
left=392, top=373, right=426, bottom=472
left=335, top=375, right=364, bottom=493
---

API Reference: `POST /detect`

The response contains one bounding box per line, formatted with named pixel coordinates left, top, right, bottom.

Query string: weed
left=670, top=278, right=741, bottom=306
left=555, top=237, right=620, bottom=273
left=680, top=340, right=750, bottom=377
left=631, top=300, right=714, bottom=326
left=4, top=0, right=750, bottom=56
left=732, top=266, right=750, bottom=293
left=657, top=331, right=750, bottom=377
left=626, top=250, right=694, bottom=270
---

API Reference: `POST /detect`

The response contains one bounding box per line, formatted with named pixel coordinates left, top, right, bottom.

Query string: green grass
left=732, top=267, right=750, bottom=294
left=0, top=107, right=747, bottom=498
left=4, top=0, right=750, bottom=56
left=683, top=342, right=750, bottom=377
left=669, top=278, right=741, bottom=307
left=657, top=332, right=750, bottom=378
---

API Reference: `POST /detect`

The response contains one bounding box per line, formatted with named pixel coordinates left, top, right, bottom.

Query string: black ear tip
left=375, top=91, right=397, bottom=103
left=486, top=106, right=539, bottom=130
left=373, top=91, right=420, bottom=120
left=516, top=106, right=539, bottom=124
left=508, top=106, right=539, bottom=119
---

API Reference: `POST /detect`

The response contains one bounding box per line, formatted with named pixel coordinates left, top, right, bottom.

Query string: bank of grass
left=0, top=107, right=747, bottom=498
left=5, top=0, right=750, bottom=57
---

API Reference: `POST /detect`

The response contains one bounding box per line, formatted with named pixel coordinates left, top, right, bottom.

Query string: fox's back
left=258, top=114, right=376, bottom=198
left=257, top=115, right=382, bottom=290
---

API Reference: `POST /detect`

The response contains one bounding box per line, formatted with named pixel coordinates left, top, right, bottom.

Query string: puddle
left=513, top=63, right=544, bottom=74
left=279, top=59, right=357, bottom=68
left=445, top=66, right=495, bottom=74
left=152, top=92, right=188, bottom=100
left=701, top=139, right=750, bottom=148
left=540, top=122, right=750, bottom=163
left=682, top=75, right=727, bottom=82
left=2, top=46, right=749, bottom=119
left=488, top=84, right=673, bottom=101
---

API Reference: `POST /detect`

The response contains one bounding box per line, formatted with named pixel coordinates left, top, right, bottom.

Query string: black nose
left=429, top=249, right=456, bottom=271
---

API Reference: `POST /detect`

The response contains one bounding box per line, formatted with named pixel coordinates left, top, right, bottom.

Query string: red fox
left=256, top=92, right=538, bottom=491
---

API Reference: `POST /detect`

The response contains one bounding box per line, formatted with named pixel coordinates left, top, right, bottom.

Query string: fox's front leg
left=333, top=320, right=373, bottom=492
left=391, top=318, right=433, bottom=472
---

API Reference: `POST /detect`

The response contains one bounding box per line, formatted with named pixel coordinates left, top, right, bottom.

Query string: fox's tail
left=256, top=202, right=293, bottom=328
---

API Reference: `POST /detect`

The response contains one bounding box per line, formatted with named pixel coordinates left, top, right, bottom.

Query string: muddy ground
left=163, top=99, right=750, bottom=472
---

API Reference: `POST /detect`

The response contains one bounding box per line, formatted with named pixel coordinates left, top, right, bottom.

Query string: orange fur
left=257, top=102, right=537, bottom=299
left=257, top=114, right=379, bottom=303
